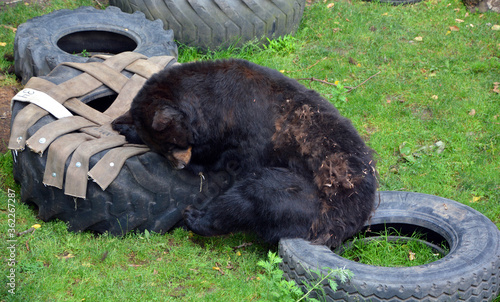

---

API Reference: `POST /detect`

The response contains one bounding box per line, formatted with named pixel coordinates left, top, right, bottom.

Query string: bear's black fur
left=112, top=59, right=377, bottom=248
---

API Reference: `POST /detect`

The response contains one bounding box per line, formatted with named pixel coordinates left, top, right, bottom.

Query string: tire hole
left=85, top=94, right=117, bottom=113
left=334, top=223, right=450, bottom=267
left=57, top=31, right=138, bottom=56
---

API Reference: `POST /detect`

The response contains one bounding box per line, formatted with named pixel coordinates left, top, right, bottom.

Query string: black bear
left=112, top=59, right=377, bottom=248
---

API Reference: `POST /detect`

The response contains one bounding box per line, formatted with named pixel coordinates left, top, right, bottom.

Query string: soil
left=0, top=82, right=18, bottom=154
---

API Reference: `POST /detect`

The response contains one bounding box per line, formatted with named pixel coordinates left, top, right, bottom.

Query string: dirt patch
left=0, top=83, right=18, bottom=154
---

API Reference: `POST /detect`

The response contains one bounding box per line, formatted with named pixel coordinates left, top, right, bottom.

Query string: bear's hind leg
left=183, top=168, right=321, bottom=244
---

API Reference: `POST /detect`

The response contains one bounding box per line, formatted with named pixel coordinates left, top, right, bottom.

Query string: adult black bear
left=112, top=59, right=377, bottom=248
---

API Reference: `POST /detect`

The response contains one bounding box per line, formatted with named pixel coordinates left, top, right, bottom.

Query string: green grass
left=1, top=0, right=499, bottom=301
left=339, top=228, right=448, bottom=267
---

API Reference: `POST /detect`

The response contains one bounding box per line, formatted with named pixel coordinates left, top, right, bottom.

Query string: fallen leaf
left=492, top=25, right=500, bottom=31
left=0, top=42, right=6, bottom=47
left=212, top=266, right=224, bottom=275
left=449, top=25, right=460, bottom=31
left=32, top=224, right=41, bottom=229
left=455, top=18, right=464, bottom=23
left=409, top=251, right=416, bottom=261
left=431, top=95, right=439, bottom=100
left=349, top=57, right=358, bottom=65
left=469, top=109, right=476, bottom=116
left=493, top=82, right=500, bottom=94
left=327, top=3, right=334, bottom=8
left=58, top=252, right=75, bottom=260
left=472, top=196, right=481, bottom=203
left=414, top=36, right=423, bottom=42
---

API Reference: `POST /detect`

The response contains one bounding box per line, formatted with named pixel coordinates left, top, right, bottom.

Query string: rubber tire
left=14, top=6, right=178, bottom=84
left=11, top=58, right=204, bottom=236
left=108, top=0, right=306, bottom=49
left=279, top=191, right=500, bottom=301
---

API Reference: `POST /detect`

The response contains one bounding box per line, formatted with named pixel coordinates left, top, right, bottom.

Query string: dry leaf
left=493, top=82, right=500, bottom=94
left=414, top=36, right=423, bottom=41
left=58, top=252, right=75, bottom=260
left=409, top=251, right=416, bottom=261
left=455, top=18, right=465, bottom=23
left=492, top=25, right=500, bottom=31
left=1, top=25, right=17, bottom=33
left=449, top=25, right=460, bottom=31
left=431, top=95, right=438, bottom=100
left=0, top=42, right=6, bottom=47
left=469, top=109, right=476, bottom=116
left=472, top=196, right=481, bottom=203
left=327, top=3, right=334, bottom=8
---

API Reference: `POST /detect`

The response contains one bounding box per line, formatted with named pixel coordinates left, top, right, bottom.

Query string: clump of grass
left=339, top=228, right=448, bottom=267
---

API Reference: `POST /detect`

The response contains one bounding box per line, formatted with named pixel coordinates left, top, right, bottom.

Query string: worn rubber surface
left=109, top=0, right=306, bottom=49
left=10, top=59, right=205, bottom=236
left=279, top=191, right=500, bottom=301
left=14, top=6, right=177, bottom=84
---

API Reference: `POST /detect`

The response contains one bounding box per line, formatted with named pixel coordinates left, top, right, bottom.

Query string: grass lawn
left=0, top=0, right=499, bottom=301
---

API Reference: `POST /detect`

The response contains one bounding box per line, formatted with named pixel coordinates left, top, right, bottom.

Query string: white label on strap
left=12, top=88, right=73, bottom=119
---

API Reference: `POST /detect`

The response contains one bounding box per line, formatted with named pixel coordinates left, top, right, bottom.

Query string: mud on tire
left=279, top=191, right=500, bottom=301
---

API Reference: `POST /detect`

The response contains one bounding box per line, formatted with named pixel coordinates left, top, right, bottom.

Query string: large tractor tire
left=14, top=6, right=177, bottom=84
left=109, top=0, right=306, bottom=49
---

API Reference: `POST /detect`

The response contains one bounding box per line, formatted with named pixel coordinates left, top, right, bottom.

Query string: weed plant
left=0, top=0, right=499, bottom=301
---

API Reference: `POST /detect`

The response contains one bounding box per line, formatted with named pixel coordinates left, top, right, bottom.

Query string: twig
left=94, top=0, right=104, bottom=8
left=296, top=77, right=353, bottom=90
left=346, top=71, right=381, bottom=93
left=17, top=227, right=35, bottom=237
left=232, top=242, right=253, bottom=250
left=296, top=71, right=381, bottom=93
left=284, top=57, right=328, bottom=74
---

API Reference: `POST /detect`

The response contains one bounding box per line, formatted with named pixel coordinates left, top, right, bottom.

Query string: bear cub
left=112, top=59, right=377, bottom=248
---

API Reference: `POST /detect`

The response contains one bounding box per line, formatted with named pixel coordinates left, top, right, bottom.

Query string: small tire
left=279, top=191, right=500, bottom=301
left=14, top=6, right=178, bottom=84
left=11, top=58, right=202, bottom=236
left=109, top=0, right=306, bottom=49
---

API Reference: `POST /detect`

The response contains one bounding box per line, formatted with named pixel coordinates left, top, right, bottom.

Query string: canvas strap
left=9, top=52, right=177, bottom=199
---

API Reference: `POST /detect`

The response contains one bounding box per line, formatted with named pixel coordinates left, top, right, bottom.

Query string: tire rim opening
left=333, top=223, right=450, bottom=267
left=85, top=94, right=117, bottom=113
left=57, top=31, right=138, bottom=56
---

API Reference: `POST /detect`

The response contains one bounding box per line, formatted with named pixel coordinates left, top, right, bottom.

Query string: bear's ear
left=151, top=107, right=182, bottom=131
